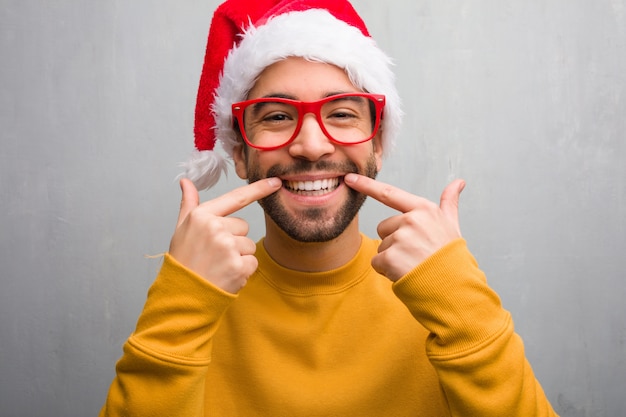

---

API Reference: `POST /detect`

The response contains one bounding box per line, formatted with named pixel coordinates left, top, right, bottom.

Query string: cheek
left=251, top=149, right=291, bottom=172
left=346, top=144, right=381, bottom=172
left=237, top=149, right=279, bottom=180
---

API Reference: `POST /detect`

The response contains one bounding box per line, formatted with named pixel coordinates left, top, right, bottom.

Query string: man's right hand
left=169, top=177, right=281, bottom=293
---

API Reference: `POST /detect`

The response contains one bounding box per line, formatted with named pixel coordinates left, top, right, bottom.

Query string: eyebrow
left=327, top=95, right=367, bottom=104
left=248, top=96, right=294, bottom=119
left=249, top=101, right=275, bottom=118
left=261, top=93, right=297, bottom=100
left=259, top=91, right=359, bottom=100
left=249, top=92, right=367, bottom=118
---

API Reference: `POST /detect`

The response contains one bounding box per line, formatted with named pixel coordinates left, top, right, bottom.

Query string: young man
left=100, top=0, right=558, bottom=415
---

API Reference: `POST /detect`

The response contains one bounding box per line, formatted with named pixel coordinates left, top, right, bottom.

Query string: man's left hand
left=345, top=173, right=466, bottom=281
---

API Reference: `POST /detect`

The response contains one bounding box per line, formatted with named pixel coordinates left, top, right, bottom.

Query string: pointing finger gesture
left=169, top=178, right=281, bottom=293
left=345, top=173, right=465, bottom=281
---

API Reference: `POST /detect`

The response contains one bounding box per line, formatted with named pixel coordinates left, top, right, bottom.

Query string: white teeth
left=286, top=177, right=340, bottom=192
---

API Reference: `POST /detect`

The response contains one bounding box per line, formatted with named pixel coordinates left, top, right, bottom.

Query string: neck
left=262, top=215, right=362, bottom=272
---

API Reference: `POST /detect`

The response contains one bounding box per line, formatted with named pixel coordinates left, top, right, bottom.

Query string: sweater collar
left=254, top=234, right=379, bottom=295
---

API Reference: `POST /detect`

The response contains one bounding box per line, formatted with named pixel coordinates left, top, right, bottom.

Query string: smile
left=283, top=177, right=341, bottom=195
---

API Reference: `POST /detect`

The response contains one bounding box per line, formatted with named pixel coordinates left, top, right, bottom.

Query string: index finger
left=344, top=173, right=423, bottom=213
left=204, top=177, right=282, bottom=217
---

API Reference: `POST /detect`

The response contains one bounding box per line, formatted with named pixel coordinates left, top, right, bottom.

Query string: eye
left=329, top=110, right=357, bottom=119
left=325, top=107, right=362, bottom=126
left=263, top=112, right=292, bottom=123
left=323, top=96, right=369, bottom=123
left=247, top=101, right=297, bottom=125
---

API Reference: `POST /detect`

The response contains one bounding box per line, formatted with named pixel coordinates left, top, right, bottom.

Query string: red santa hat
left=182, top=0, right=402, bottom=190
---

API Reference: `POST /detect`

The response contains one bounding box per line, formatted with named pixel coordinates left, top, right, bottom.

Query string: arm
left=394, top=239, right=556, bottom=416
left=99, top=255, right=235, bottom=417
left=99, top=178, right=281, bottom=417
left=345, top=174, right=558, bottom=416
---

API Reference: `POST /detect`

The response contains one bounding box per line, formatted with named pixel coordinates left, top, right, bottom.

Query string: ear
left=232, top=144, right=249, bottom=179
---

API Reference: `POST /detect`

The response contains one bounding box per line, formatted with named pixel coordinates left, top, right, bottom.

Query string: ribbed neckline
left=254, top=234, right=379, bottom=296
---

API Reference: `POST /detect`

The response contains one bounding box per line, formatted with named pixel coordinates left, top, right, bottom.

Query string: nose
left=287, top=114, right=336, bottom=161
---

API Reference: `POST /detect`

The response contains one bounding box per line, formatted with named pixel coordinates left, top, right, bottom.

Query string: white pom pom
left=178, top=150, right=228, bottom=191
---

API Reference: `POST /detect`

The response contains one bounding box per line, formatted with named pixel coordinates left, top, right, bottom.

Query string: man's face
left=233, top=57, right=383, bottom=242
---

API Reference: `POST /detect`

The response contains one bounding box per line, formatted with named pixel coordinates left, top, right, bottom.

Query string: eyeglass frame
left=231, top=92, right=386, bottom=151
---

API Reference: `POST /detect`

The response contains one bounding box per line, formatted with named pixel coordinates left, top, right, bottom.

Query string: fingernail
left=267, top=177, right=281, bottom=187
left=344, top=173, right=358, bottom=184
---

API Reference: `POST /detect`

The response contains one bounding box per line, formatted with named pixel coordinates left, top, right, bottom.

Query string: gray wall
left=1, top=1, right=624, bottom=416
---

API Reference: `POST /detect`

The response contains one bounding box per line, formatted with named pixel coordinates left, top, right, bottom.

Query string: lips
left=283, top=177, right=341, bottom=195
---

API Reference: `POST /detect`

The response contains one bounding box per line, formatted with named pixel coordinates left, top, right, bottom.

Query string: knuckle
left=184, top=208, right=204, bottom=225
left=221, top=238, right=238, bottom=253
left=372, top=250, right=390, bottom=269
left=234, top=218, right=250, bottom=235
left=403, top=212, right=422, bottom=227
left=189, top=211, right=225, bottom=233
left=380, top=185, right=395, bottom=201
left=230, top=188, right=254, bottom=208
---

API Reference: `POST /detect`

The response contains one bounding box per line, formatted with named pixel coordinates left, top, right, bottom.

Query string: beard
left=246, top=156, right=378, bottom=243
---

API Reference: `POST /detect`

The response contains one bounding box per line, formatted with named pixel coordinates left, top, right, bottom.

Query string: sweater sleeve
left=99, top=253, right=236, bottom=417
left=392, top=239, right=558, bottom=417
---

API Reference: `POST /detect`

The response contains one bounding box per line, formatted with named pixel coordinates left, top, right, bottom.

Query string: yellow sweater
left=100, top=236, right=557, bottom=416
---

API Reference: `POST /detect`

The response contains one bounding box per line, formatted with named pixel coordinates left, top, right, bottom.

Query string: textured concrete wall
left=1, top=1, right=624, bottom=415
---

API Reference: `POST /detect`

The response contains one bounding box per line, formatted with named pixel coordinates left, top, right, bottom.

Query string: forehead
left=247, top=57, right=362, bottom=100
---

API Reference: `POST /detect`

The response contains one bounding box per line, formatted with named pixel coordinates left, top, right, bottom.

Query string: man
left=100, top=0, right=558, bottom=415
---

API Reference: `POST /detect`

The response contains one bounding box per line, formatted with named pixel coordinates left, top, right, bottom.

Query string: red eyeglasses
left=231, top=93, right=385, bottom=151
